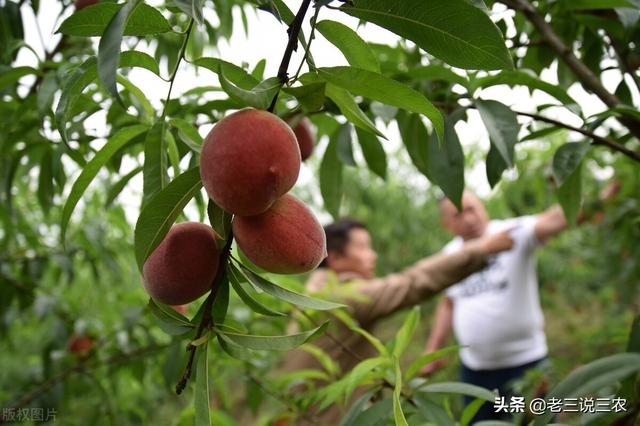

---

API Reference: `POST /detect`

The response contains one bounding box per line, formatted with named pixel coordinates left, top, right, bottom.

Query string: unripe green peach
left=233, top=194, right=327, bottom=274
left=142, top=222, right=220, bottom=305
left=200, top=108, right=301, bottom=216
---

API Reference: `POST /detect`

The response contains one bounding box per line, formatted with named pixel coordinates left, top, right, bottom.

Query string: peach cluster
left=141, top=109, right=325, bottom=305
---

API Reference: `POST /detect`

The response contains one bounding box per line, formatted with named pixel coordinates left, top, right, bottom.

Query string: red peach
left=233, top=194, right=327, bottom=274
left=200, top=109, right=301, bottom=216
left=143, top=222, right=220, bottom=305
left=287, top=115, right=315, bottom=161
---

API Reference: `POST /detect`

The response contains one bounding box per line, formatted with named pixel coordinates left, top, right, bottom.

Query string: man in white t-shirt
left=419, top=189, right=611, bottom=421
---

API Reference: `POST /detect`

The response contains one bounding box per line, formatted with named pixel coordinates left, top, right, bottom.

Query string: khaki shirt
left=281, top=245, right=488, bottom=377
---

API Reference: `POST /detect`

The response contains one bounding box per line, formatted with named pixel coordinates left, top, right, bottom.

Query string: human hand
left=477, top=230, right=514, bottom=256
left=600, top=180, right=621, bottom=202
left=419, top=357, right=447, bottom=376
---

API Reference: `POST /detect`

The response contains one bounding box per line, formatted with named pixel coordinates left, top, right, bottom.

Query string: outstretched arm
left=534, top=181, right=621, bottom=244
left=349, top=231, right=513, bottom=325
left=420, top=296, right=454, bottom=375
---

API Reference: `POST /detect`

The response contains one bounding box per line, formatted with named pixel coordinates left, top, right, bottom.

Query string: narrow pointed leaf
left=61, top=124, right=148, bottom=241
left=319, top=66, right=443, bottom=139
left=194, top=341, right=211, bottom=426
left=216, top=322, right=328, bottom=351
left=237, top=263, right=345, bottom=310
left=134, top=167, right=203, bottom=271
left=341, top=0, right=512, bottom=70
left=316, top=20, right=380, bottom=72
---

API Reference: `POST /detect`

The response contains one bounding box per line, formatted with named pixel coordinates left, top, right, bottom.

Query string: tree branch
left=512, top=109, right=640, bottom=162
left=175, top=230, right=234, bottom=395
left=267, top=0, right=314, bottom=112
left=497, top=0, right=640, bottom=140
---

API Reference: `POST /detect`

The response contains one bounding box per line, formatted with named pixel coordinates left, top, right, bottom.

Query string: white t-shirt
left=444, top=216, right=548, bottom=370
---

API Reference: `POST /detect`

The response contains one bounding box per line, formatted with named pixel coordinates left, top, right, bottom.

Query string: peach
left=171, top=305, right=188, bottom=315
left=200, top=109, right=301, bottom=216
left=287, top=115, right=315, bottom=161
left=67, top=335, right=94, bottom=356
left=75, top=0, right=98, bottom=11
left=233, top=194, right=327, bottom=274
left=143, top=222, right=220, bottom=305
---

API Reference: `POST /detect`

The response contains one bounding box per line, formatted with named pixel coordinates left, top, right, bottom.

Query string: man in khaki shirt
left=280, top=218, right=513, bottom=423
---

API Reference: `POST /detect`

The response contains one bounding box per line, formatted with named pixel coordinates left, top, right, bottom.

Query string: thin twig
left=497, top=0, right=640, bottom=140
left=175, top=230, right=234, bottom=395
left=292, top=4, right=321, bottom=83
left=267, top=0, right=314, bottom=112
left=160, top=19, right=194, bottom=122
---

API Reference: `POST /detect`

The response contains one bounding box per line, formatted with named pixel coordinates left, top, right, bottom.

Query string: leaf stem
left=292, top=4, right=321, bottom=83
left=160, top=18, right=194, bottom=122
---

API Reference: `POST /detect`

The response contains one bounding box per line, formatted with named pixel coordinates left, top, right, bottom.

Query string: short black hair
left=318, top=219, right=368, bottom=268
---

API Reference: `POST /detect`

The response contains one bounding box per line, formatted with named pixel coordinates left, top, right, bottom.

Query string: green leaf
left=461, top=398, right=487, bottom=426
left=58, top=2, right=171, bottom=36
left=627, top=315, right=640, bottom=353
left=169, top=117, right=203, bottom=153
left=355, top=127, right=387, bottom=180
left=392, top=307, right=419, bottom=358
left=206, top=200, right=232, bottom=243
left=472, top=70, right=578, bottom=108
left=560, top=0, right=634, bottom=10
left=143, top=123, right=168, bottom=205
left=216, top=322, right=328, bottom=351
left=336, top=123, right=356, bottom=166
left=134, top=167, right=203, bottom=271
left=236, top=263, right=345, bottom=311
left=345, top=357, right=389, bottom=401
left=61, top=124, right=148, bottom=242
left=98, top=0, right=142, bottom=103
left=194, top=341, right=211, bottom=426
left=174, top=0, right=204, bottom=25
left=37, top=72, right=58, bottom=115
left=476, top=99, right=519, bottom=168
left=319, top=66, right=443, bottom=139
left=106, top=166, right=142, bottom=206
left=341, top=0, right=512, bottom=70
left=556, top=164, right=582, bottom=226
left=413, top=395, right=455, bottom=426
left=533, top=353, right=640, bottom=426
left=427, top=115, right=465, bottom=210
left=552, top=142, right=591, bottom=185
left=119, top=50, right=161, bottom=77
left=282, top=82, right=326, bottom=112
left=220, top=70, right=281, bottom=110
left=55, top=57, right=98, bottom=145
left=325, top=83, right=385, bottom=138
left=316, top=20, right=380, bottom=73
left=212, top=278, right=230, bottom=324
left=227, top=264, right=286, bottom=317
left=406, top=64, right=468, bottom=87
left=37, top=148, right=54, bottom=214
left=193, top=57, right=259, bottom=89
left=397, top=111, right=430, bottom=178
left=419, top=381, right=497, bottom=401
left=392, top=358, right=408, bottom=426
left=405, top=346, right=461, bottom=381
left=147, top=299, right=194, bottom=336
left=340, top=390, right=376, bottom=426
left=320, top=128, right=344, bottom=219
left=0, top=66, right=38, bottom=91
left=485, top=144, right=508, bottom=188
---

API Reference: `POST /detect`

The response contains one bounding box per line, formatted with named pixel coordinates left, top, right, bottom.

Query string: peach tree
left=1, top=0, right=640, bottom=424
